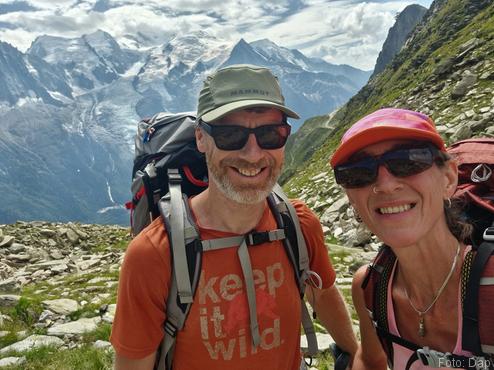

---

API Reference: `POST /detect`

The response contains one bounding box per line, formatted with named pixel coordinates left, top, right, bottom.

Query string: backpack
left=361, top=138, right=494, bottom=370
left=125, top=112, right=208, bottom=235
left=126, top=112, right=319, bottom=370
left=449, top=139, right=494, bottom=246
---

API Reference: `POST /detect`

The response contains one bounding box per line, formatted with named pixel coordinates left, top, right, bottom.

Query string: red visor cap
left=330, top=108, right=447, bottom=167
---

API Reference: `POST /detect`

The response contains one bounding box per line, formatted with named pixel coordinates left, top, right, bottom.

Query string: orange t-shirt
left=110, top=199, right=336, bottom=370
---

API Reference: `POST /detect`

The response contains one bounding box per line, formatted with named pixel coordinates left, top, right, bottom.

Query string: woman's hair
left=433, top=148, right=474, bottom=243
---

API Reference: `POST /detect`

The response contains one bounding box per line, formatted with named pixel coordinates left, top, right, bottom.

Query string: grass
left=82, top=323, right=112, bottom=343
left=1, top=345, right=113, bottom=370
left=90, top=239, right=129, bottom=254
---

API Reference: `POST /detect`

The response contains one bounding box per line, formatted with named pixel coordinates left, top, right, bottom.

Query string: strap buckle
left=246, top=229, right=285, bottom=246
left=483, top=227, right=494, bottom=242
left=167, top=169, right=182, bottom=184
left=417, top=347, right=452, bottom=367
left=247, top=231, right=270, bottom=246
left=164, top=320, right=178, bottom=337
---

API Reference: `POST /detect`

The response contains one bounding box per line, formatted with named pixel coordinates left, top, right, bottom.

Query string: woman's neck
left=392, top=229, right=463, bottom=307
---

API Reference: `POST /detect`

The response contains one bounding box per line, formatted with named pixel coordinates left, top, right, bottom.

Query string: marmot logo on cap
left=230, top=89, right=270, bottom=96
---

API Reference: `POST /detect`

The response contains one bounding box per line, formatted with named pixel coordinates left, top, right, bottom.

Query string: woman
left=329, top=108, right=480, bottom=370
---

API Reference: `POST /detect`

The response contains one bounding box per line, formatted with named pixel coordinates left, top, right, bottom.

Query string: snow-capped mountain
left=28, top=30, right=140, bottom=95
left=0, top=30, right=371, bottom=224
left=0, top=41, right=71, bottom=108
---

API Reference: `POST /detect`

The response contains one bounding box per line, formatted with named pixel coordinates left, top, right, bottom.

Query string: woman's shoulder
left=352, top=264, right=369, bottom=290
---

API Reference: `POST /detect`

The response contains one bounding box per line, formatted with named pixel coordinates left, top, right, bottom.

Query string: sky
left=0, top=0, right=433, bottom=70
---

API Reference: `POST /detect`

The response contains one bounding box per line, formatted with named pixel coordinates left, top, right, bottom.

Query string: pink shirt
left=387, top=247, right=473, bottom=370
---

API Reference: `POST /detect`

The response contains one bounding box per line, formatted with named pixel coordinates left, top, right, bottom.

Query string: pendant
left=418, top=315, right=426, bottom=337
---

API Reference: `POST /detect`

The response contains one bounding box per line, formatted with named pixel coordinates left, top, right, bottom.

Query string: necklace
left=402, top=242, right=461, bottom=337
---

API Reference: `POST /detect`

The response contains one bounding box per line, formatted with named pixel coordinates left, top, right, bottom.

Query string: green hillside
left=283, top=0, right=494, bottom=202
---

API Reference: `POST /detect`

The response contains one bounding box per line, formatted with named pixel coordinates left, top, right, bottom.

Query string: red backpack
left=449, top=138, right=494, bottom=245
left=361, top=138, right=494, bottom=370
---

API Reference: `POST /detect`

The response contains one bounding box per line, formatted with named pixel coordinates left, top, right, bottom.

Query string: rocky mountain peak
left=371, top=3, right=427, bottom=78
left=224, top=38, right=266, bottom=66
left=83, top=29, right=120, bottom=53
left=0, top=41, right=65, bottom=107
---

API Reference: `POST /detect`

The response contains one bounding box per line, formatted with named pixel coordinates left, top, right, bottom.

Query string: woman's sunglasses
left=334, top=145, right=442, bottom=188
left=199, top=121, right=291, bottom=151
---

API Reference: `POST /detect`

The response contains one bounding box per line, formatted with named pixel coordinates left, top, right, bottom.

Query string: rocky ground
left=0, top=221, right=373, bottom=369
left=0, top=221, right=128, bottom=368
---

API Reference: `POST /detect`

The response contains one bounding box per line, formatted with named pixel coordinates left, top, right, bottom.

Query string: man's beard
left=206, top=155, right=282, bottom=205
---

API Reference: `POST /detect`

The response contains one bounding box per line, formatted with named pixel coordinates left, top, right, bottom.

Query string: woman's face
left=345, top=140, right=458, bottom=248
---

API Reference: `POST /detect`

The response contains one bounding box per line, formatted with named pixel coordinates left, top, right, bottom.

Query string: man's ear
left=196, top=127, right=207, bottom=154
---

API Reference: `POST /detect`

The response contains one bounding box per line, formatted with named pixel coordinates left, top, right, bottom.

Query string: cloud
left=0, top=1, right=37, bottom=15
left=0, top=0, right=432, bottom=69
left=238, top=0, right=416, bottom=69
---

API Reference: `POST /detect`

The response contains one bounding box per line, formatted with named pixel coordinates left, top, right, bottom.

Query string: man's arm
left=350, top=266, right=388, bottom=370
left=114, top=352, right=157, bottom=370
left=306, top=283, right=358, bottom=359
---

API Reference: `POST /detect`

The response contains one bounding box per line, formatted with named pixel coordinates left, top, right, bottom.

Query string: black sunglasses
left=199, top=121, right=291, bottom=151
left=334, top=145, right=441, bottom=188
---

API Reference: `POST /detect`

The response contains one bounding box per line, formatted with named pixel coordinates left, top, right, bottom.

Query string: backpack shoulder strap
left=271, top=184, right=309, bottom=273
left=478, top=246, right=494, bottom=358
left=361, top=245, right=397, bottom=368
left=462, top=240, right=494, bottom=357
left=166, top=168, right=195, bottom=304
left=156, top=169, right=203, bottom=370
left=269, top=184, right=318, bottom=356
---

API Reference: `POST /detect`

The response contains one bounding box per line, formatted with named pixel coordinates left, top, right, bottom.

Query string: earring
left=373, top=186, right=379, bottom=194
left=445, top=198, right=452, bottom=208
left=352, top=207, right=362, bottom=223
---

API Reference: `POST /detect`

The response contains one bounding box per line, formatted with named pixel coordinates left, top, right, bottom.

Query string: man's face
left=196, top=108, right=286, bottom=204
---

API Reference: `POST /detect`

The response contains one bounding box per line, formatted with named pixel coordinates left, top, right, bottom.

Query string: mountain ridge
left=0, top=30, right=371, bottom=224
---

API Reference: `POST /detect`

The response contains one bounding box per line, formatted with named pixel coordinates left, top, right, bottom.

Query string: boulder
left=300, top=332, right=334, bottom=352
left=0, top=236, right=14, bottom=249
left=0, top=294, right=21, bottom=307
left=47, top=317, right=101, bottom=336
left=42, top=298, right=79, bottom=315
left=93, top=340, right=112, bottom=350
left=0, top=357, right=26, bottom=367
left=451, top=71, right=477, bottom=98
left=450, top=124, right=473, bottom=142
left=0, top=334, right=63, bottom=354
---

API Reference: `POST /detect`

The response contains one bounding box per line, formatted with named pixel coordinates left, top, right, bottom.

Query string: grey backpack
left=126, top=112, right=318, bottom=369
left=125, top=112, right=208, bottom=235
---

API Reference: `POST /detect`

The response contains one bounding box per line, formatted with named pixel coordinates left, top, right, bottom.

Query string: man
left=111, top=64, right=357, bottom=369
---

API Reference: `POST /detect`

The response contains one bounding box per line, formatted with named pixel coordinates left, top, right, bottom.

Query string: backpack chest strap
left=200, top=229, right=286, bottom=251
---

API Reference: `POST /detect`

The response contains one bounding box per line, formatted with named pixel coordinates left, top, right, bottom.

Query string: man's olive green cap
left=197, top=64, right=299, bottom=122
